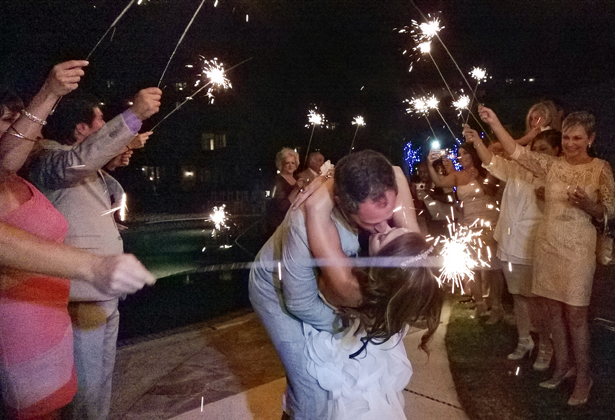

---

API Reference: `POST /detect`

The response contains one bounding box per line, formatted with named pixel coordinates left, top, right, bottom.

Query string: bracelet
left=6, top=126, right=38, bottom=142
left=21, top=109, right=47, bottom=126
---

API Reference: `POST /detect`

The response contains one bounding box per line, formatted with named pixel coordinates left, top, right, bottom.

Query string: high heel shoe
left=568, top=378, right=593, bottom=406
left=532, top=340, right=553, bottom=371
left=539, top=367, right=576, bottom=389
left=507, top=336, right=534, bottom=360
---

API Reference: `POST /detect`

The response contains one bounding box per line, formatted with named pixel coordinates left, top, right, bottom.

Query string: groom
left=249, top=150, right=416, bottom=419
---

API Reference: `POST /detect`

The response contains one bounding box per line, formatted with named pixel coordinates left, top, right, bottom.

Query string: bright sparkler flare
left=207, top=205, right=229, bottom=233
left=437, top=226, right=480, bottom=293
left=470, top=67, right=487, bottom=82
left=405, top=97, right=428, bottom=116
left=452, top=95, right=470, bottom=115
left=425, top=95, right=439, bottom=110
left=306, top=109, right=325, bottom=127
left=201, top=58, right=232, bottom=90
left=119, top=193, right=127, bottom=222
left=417, top=41, right=431, bottom=54
left=418, top=18, right=442, bottom=40
left=352, top=116, right=365, bottom=126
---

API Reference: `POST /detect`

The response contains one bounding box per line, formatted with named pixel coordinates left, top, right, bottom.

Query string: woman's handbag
left=596, top=210, right=614, bottom=265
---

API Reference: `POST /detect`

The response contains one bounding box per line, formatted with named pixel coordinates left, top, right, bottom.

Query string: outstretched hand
left=90, top=254, right=156, bottom=296
left=130, top=88, right=162, bottom=121
left=128, top=131, right=152, bottom=150
left=40, top=60, right=89, bottom=99
left=462, top=124, right=481, bottom=145
left=292, top=174, right=331, bottom=209
left=478, top=105, right=500, bottom=126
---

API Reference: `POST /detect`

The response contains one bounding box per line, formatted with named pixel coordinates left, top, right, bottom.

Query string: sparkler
left=151, top=57, right=250, bottom=131
left=303, top=107, right=326, bottom=166
left=437, top=226, right=479, bottom=293
left=452, top=94, right=470, bottom=118
left=86, top=0, right=136, bottom=61
left=157, top=0, right=207, bottom=88
left=425, top=95, right=460, bottom=144
left=349, top=115, right=366, bottom=154
left=464, top=67, right=488, bottom=124
left=405, top=96, right=437, bottom=140
left=207, top=204, right=229, bottom=235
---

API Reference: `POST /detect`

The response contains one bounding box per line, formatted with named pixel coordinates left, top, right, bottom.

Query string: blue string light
left=403, top=141, right=422, bottom=174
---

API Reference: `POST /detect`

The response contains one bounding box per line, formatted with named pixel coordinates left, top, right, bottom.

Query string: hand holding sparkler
left=89, top=253, right=156, bottom=296
left=462, top=125, right=481, bottom=146
left=41, top=60, right=89, bottom=99
left=567, top=185, right=592, bottom=212
left=477, top=105, right=500, bottom=127
left=105, top=149, right=134, bottom=171
left=127, top=131, right=153, bottom=150
left=129, top=88, right=162, bottom=121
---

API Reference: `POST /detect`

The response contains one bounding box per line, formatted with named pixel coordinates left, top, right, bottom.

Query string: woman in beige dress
left=479, top=106, right=615, bottom=406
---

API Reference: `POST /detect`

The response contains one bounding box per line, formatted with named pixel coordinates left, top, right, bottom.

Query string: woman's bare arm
left=0, top=222, right=155, bottom=295
left=304, top=178, right=361, bottom=307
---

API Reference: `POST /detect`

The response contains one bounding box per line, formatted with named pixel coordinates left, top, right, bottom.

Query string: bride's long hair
left=344, top=232, right=443, bottom=354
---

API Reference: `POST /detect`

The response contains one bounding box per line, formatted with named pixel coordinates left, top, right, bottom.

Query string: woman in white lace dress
left=479, top=106, right=615, bottom=406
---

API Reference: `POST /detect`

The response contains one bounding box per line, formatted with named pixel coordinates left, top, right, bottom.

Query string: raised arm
left=463, top=124, right=493, bottom=165
left=0, top=60, right=87, bottom=182
left=30, top=88, right=161, bottom=189
left=304, top=178, right=362, bottom=308
left=391, top=166, right=420, bottom=232
left=427, top=152, right=458, bottom=188
left=0, top=222, right=155, bottom=295
left=478, top=105, right=518, bottom=156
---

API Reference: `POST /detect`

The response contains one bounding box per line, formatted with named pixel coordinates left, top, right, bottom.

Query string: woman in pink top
left=0, top=61, right=87, bottom=419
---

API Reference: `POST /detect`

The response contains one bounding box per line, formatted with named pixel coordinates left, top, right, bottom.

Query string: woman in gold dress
left=479, top=106, right=615, bottom=406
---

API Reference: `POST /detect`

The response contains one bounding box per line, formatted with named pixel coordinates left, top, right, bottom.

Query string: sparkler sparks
left=306, top=108, right=325, bottom=128
left=207, top=205, right=229, bottom=234
left=452, top=94, right=470, bottom=116
left=470, top=67, right=488, bottom=82
left=417, top=41, right=431, bottom=54
left=352, top=116, right=365, bottom=126
left=418, top=18, right=443, bottom=40
left=304, top=106, right=326, bottom=163
left=349, top=116, right=366, bottom=154
left=437, top=225, right=480, bottom=293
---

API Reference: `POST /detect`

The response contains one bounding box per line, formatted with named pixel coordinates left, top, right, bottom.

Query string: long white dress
left=303, top=319, right=411, bottom=420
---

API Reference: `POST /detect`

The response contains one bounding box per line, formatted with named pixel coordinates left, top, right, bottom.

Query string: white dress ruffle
left=304, top=320, right=412, bottom=420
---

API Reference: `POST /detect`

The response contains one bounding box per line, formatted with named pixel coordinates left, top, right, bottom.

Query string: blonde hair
left=275, top=147, right=299, bottom=171
left=525, top=101, right=561, bottom=133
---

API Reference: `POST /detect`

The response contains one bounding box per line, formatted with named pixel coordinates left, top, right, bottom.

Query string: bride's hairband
left=401, top=246, right=435, bottom=268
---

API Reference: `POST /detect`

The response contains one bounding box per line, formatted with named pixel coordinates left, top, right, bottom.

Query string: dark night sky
left=1, top=0, right=615, bottom=168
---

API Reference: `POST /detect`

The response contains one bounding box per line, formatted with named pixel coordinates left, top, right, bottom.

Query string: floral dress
left=511, top=144, right=615, bottom=306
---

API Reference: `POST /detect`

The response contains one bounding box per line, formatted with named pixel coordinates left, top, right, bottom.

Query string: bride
left=301, top=175, right=442, bottom=419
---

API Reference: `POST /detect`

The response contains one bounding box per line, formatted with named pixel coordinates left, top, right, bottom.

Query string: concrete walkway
left=111, top=301, right=467, bottom=419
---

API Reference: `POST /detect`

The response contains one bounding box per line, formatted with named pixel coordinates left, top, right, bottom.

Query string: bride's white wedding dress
left=303, top=319, right=411, bottom=420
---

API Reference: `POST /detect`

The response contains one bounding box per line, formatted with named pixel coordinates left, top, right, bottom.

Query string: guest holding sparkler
left=516, top=101, right=563, bottom=146
left=0, top=61, right=154, bottom=419
left=428, top=143, right=504, bottom=323
left=464, top=125, right=561, bottom=370
left=28, top=85, right=161, bottom=420
left=479, top=105, right=615, bottom=406
left=264, top=147, right=305, bottom=238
